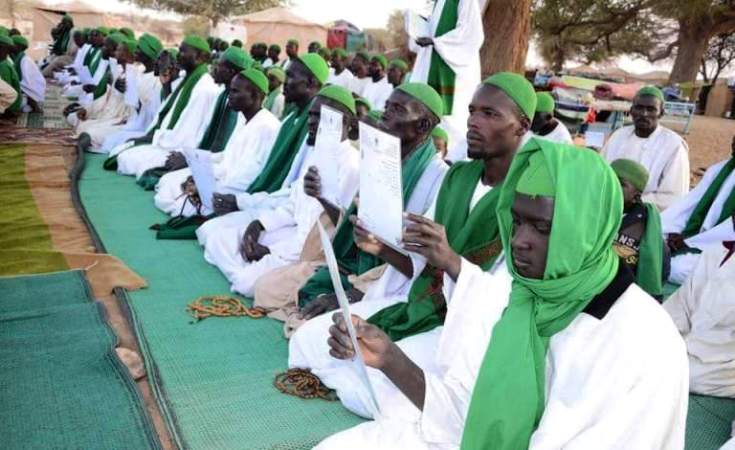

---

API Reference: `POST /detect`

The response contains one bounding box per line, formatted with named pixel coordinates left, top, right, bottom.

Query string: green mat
left=79, top=154, right=362, bottom=449
left=686, top=394, right=735, bottom=450
left=0, top=270, right=159, bottom=449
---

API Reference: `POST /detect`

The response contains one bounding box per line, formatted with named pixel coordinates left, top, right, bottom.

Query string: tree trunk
left=480, top=0, right=532, bottom=76
left=669, top=21, right=711, bottom=84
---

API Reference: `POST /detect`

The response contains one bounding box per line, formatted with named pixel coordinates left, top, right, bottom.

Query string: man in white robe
left=362, top=55, right=393, bottom=111
left=532, top=92, right=573, bottom=144
left=41, top=15, right=76, bottom=78
left=153, top=69, right=280, bottom=217
left=264, top=66, right=285, bottom=119
left=279, top=39, right=299, bottom=71
left=327, top=48, right=354, bottom=90
left=662, top=137, right=735, bottom=283
left=202, top=87, right=360, bottom=297
left=603, top=86, right=690, bottom=211
left=348, top=52, right=372, bottom=97
left=112, top=36, right=222, bottom=179
left=315, top=132, right=688, bottom=450
left=408, top=0, right=483, bottom=163
left=262, top=44, right=281, bottom=69
left=54, top=29, right=89, bottom=86
left=10, top=36, right=45, bottom=113
left=63, top=28, right=109, bottom=103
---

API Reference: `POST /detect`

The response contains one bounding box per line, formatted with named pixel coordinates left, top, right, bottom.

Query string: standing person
left=42, top=14, right=76, bottom=77
left=362, top=55, right=393, bottom=111
left=280, top=39, right=299, bottom=71
left=387, top=59, right=408, bottom=88
left=602, top=86, right=690, bottom=211
left=10, top=35, right=46, bottom=113
left=263, top=44, right=281, bottom=68
left=328, top=48, right=354, bottom=90
left=531, top=92, right=572, bottom=144
left=349, top=51, right=371, bottom=97
left=308, top=41, right=322, bottom=53
left=408, top=0, right=484, bottom=162
left=0, top=35, right=21, bottom=115
left=264, top=66, right=286, bottom=119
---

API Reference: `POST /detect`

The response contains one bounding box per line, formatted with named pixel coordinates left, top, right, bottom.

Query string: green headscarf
left=461, top=138, right=622, bottom=450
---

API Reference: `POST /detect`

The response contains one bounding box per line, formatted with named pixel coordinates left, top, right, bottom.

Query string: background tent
left=231, top=7, right=328, bottom=49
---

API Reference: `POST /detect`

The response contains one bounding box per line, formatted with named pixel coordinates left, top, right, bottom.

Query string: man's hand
left=667, top=233, right=688, bottom=252
left=76, top=108, right=87, bottom=121
left=303, top=166, right=322, bottom=199
left=351, top=215, right=385, bottom=256
left=164, top=151, right=187, bottom=170
left=63, top=103, right=81, bottom=117
left=239, top=220, right=269, bottom=262
left=328, top=313, right=396, bottom=370
left=403, top=213, right=461, bottom=280
left=213, top=193, right=238, bottom=215
left=415, top=37, right=434, bottom=47
left=181, top=175, right=198, bottom=197
left=114, top=77, right=126, bottom=93
left=299, top=289, right=364, bottom=320
left=82, top=84, right=96, bottom=94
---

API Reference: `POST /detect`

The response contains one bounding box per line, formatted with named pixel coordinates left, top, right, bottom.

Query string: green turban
left=137, top=33, right=162, bottom=60
left=183, top=35, right=210, bottom=54
left=0, top=34, right=13, bottom=47
left=396, top=82, right=444, bottom=119
left=11, top=35, right=28, bottom=48
left=119, top=27, right=135, bottom=39
left=97, top=27, right=109, bottom=36
left=483, top=71, right=537, bottom=120
left=535, top=92, right=555, bottom=114
left=287, top=38, right=299, bottom=46
left=355, top=96, right=371, bottom=111
left=636, top=85, right=664, bottom=103
left=611, top=158, right=649, bottom=193
left=389, top=59, right=408, bottom=72
left=297, top=53, right=329, bottom=85
left=269, top=44, right=281, bottom=53
left=431, top=126, right=448, bottom=142
left=240, top=68, right=269, bottom=95
left=164, top=48, right=178, bottom=59
left=332, top=48, right=347, bottom=59
left=107, top=32, right=125, bottom=45
left=222, top=46, right=250, bottom=70
left=371, top=54, right=388, bottom=69
left=516, top=150, right=556, bottom=197
left=266, top=66, right=286, bottom=83
left=318, top=85, right=356, bottom=115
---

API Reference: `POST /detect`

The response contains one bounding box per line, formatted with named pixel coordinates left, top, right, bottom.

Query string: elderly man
left=316, top=136, right=688, bottom=450
left=362, top=55, right=392, bottom=111
left=603, top=86, right=690, bottom=211
left=10, top=35, right=46, bottom=113
left=328, top=48, right=354, bottom=90
left=531, top=92, right=572, bottom=144
left=289, top=72, right=537, bottom=418
left=662, top=135, right=735, bottom=283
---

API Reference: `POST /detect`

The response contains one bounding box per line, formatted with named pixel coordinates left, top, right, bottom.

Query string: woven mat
left=15, top=84, right=70, bottom=129
left=79, top=153, right=363, bottom=449
left=686, top=394, right=735, bottom=449
left=0, top=270, right=159, bottom=450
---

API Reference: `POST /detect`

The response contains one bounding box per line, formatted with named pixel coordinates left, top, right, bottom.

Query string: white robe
left=153, top=108, right=281, bottom=217
left=329, top=68, right=355, bottom=92
left=349, top=76, right=372, bottom=97
left=362, top=76, right=393, bottom=111
left=54, top=43, right=90, bottom=86
left=18, top=54, right=45, bottom=104
left=661, top=159, right=735, bottom=283
left=536, top=121, right=573, bottom=144
left=114, top=73, right=222, bottom=178
left=664, top=243, right=735, bottom=398
left=603, top=125, right=690, bottom=211
left=63, top=49, right=108, bottom=102
left=202, top=140, right=360, bottom=296
left=316, top=259, right=689, bottom=450
left=289, top=180, right=495, bottom=419
left=267, top=91, right=285, bottom=119
left=409, top=0, right=483, bottom=163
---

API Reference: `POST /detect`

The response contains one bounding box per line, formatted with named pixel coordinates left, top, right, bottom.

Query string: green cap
left=389, top=59, right=408, bottom=72
left=516, top=151, right=555, bottom=197
left=611, top=159, right=649, bottom=193
left=269, top=44, right=281, bottom=52
left=119, top=27, right=135, bottom=39
left=432, top=126, right=448, bottom=141
left=287, top=38, right=299, bottom=46
left=97, top=26, right=110, bottom=36
left=309, top=41, right=322, bottom=48
left=354, top=51, right=370, bottom=62
left=396, top=82, right=444, bottom=119
left=164, top=47, right=178, bottom=59
left=107, top=32, right=126, bottom=45
left=483, top=72, right=537, bottom=120
left=137, top=33, right=162, bottom=60
left=0, top=34, right=13, bottom=46
left=122, top=38, right=137, bottom=54
left=11, top=35, right=28, bottom=48
left=371, top=54, right=388, bottom=69
left=535, top=92, right=555, bottom=114
left=318, top=85, right=356, bottom=115
left=240, top=68, right=269, bottom=95
left=636, top=85, right=664, bottom=103
left=222, top=46, right=250, bottom=70
left=266, top=66, right=286, bottom=83
left=183, top=35, right=210, bottom=53
left=318, top=47, right=332, bottom=59
left=355, top=96, right=371, bottom=111
left=297, top=53, right=330, bottom=84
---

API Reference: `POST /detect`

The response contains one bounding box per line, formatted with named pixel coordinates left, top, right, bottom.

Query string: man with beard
left=362, top=55, right=392, bottom=111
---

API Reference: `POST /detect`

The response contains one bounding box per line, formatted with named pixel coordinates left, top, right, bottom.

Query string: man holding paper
left=289, top=72, right=537, bottom=418
left=202, top=86, right=360, bottom=297
left=408, top=0, right=484, bottom=162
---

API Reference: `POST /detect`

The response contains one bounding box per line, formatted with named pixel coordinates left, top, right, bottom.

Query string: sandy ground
left=675, top=116, right=735, bottom=185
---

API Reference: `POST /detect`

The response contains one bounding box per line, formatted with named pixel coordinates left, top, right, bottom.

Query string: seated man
left=0, top=35, right=21, bottom=116
left=252, top=83, right=449, bottom=333
left=41, top=14, right=76, bottom=78
left=53, top=29, right=89, bottom=86
left=62, top=28, right=109, bottom=103
left=10, top=35, right=45, bottom=113
left=202, top=86, right=360, bottom=297
left=610, top=159, right=669, bottom=300
left=110, top=36, right=221, bottom=178
left=289, top=72, right=536, bottom=418
left=362, top=55, right=392, bottom=111
left=603, top=86, right=690, bottom=211
left=662, top=135, right=735, bottom=284
left=317, top=137, right=689, bottom=450
left=264, top=66, right=285, bottom=119
left=531, top=92, right=572, bottom=144
left=153, top=68, right=280, bottom=218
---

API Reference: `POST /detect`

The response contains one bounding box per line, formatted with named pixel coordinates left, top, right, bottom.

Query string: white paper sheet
left=358, top=122, right=407, bottom=255
left=584, top=131, right=606, bottom=149
left=185, top=149, right=216, bottom=211
left=316, top=221, right=381, bottom=417
left=124, top=64, right=139, bottom=108
left=312, top=105, right=344, bottom=205
left=405, top=10, right=431, bottom=38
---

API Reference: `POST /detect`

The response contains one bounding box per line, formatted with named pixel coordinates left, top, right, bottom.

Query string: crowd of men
left=5, top=3, right=735, bottom=447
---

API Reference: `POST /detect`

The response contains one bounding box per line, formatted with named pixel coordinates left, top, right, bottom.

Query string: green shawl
left=682, top=158, right=735, bottom=238
left=198, top=90, right=239, bottom=153
left=12, top=52, right=23, bottom=81
left=636, top=203, right=664, bottom=299
left=0, top=58, right=21, bottom=113
left=52, top=28, right=71, bottom=56
left=264, top=87, right=282, bottom=115
left=92, top=67, right=110, bottom=100
left=298, top=139, right=438, bottom=307
left=427, top=0, right=458, bottom=116
left=85, top=47, right=103, bottom=76
left=245, top=103, right=312, bottom=194
left=368, top=160, right=503, bottom=340
left=461, top=138, right=622, bottom=450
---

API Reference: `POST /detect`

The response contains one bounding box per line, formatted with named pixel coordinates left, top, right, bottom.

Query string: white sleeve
left=156, top=84, right=223, bottom=150
left=685, top=217, right=735, bottom=249
left=642, top=141, right=691, bottom=211
left=431, top=0, right=484, bottom=71
left=660, top=161, right=727, bottom=234
left=218, top=126, right=280, bottom=193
